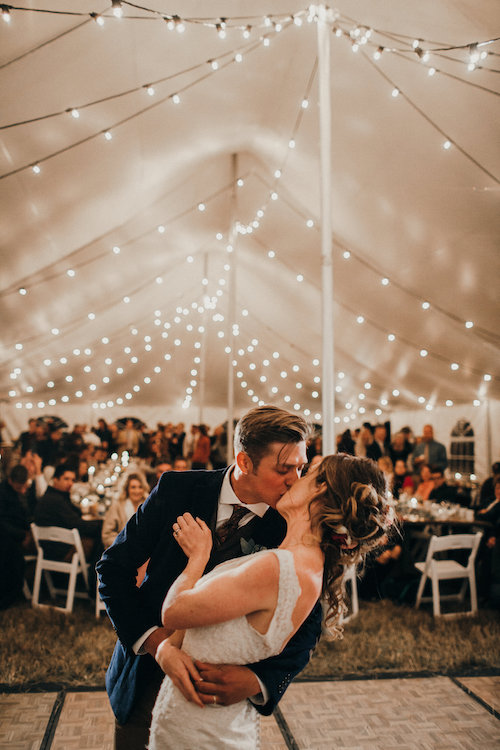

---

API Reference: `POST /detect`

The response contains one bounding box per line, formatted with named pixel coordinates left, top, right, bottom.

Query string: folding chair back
left=415, top=532, right=482, bottom=617
left=31, top=523, right=89, bottom=613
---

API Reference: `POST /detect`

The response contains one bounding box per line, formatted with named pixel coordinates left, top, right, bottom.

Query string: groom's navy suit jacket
left=97, top=468, right=322, bottom=725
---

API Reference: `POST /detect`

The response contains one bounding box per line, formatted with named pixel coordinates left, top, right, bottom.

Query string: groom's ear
left=235, top=451, right=253, bottom=475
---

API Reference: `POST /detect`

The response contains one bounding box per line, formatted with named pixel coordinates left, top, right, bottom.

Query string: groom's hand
left=194, top=662, right=261, bottom=706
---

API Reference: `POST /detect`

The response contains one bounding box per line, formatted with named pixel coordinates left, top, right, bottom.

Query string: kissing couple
left=97, top=405, right=392, bottom=749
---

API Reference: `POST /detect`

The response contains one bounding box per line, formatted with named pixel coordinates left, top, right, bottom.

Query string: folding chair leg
left=469, top=574, right=478, bottom=615
left=66, top=567, right=77, bottom=613
left=431, top=575, right=441, bottom=617
left=415, top=574, right=427, bottom=609
left=32, top=559, right=42, bottom=607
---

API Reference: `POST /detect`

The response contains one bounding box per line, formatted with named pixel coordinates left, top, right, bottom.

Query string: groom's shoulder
left=156, top=467, right=227, bottom=494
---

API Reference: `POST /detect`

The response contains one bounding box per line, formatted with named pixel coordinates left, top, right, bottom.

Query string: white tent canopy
left=1, top=2, right=499, bottom=473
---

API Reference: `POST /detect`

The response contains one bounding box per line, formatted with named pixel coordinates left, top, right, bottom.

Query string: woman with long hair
left=149, top=454, right=392, bottom=749
left=102, top=472, right=149, bottom=549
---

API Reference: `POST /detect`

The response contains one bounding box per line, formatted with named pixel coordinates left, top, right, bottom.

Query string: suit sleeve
left=96, top=479, right=171, bottom=650
left=247, top=600, right=322, bottom=715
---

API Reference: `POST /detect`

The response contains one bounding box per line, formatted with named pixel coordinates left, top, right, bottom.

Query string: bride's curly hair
left=312, top=453, right=393, bottom=638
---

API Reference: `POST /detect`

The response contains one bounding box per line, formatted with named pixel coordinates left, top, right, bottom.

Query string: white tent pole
left=198, top=253, right=208, bottom=424
left=317, top=7, right=335, bottom=454
left=226, top=154, right=238, bottom=463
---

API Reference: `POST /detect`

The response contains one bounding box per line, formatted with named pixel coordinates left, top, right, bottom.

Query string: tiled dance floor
left=0, top=676, right=498, bottom=749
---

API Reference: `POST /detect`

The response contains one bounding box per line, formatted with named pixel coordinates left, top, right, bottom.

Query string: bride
left=149, top=453, right=392, bottom=749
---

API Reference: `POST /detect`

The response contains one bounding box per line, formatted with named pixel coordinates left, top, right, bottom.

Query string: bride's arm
left=160, top=512, right=213, bottom=636
left=161, top=548, right=280, bottom=631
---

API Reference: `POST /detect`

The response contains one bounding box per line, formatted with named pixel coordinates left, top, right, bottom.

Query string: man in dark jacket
left=34, top=465, right=102, bottom=566
left=97, top=405, right=322, bottom=750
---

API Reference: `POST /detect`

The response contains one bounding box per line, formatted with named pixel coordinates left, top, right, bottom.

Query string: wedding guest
left=389, top=432, right=412, bottom=465
left=367, top=424, right=390, bottom=462
left=102, top=473, right=150, bottom=549
left=392, top=459, right=415, bottom=499
left=377, top=456, right=394, bottom=489
left=17, top=418, right=39, bottom=455
left=210, top=424, right=228, bottom=469
left=190, top=424, right=211, bottom=469
left=478, top=462, right=500, bottom=510
left=414, top=464, right=434, bottom=501
left=117, top=419, right=141, bottom=456
left=173, top=458, right=188, bottom=472
left=34, top=465, right=103, bottom=570
left=355, top=427, right=373, bottom=458
left=411, top=425, right=447, bottom=472
left=428, top=467, right=459, bottom=504
left=337, top=429, right=355, bottom=455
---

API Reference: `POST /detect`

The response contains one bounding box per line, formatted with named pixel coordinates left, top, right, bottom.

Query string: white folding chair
left=342, top=564, right=359, bottom=623
left=414, top=532, right=482, bottom=618
left=23, top=554, right=37, bottom=599
left=31, top=523, right=90, bottom=613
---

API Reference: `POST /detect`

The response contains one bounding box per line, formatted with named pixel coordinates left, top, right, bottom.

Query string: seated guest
left=414, top=464, right=434, bottom=501
left=102, top=473, right=150, bottom=585
left=172, top=457, right=188, bottom=471
left=392, top=459, right=415, bottom=499
left=102, top=472, right=149, bottom=549
left=428, top=467, right=460, bottom=504
left=34, top=465, right=103, bottom=573
left=389, top=432, right=412, bottom=465
left=477, top=477, right=500, bottom=607
left=0, top=464, right=35, bottom=554
left=479, top=462, right=500, bottom=510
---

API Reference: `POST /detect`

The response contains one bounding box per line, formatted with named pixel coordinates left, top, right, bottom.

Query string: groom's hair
left=234, top=405, right=310, bottom=468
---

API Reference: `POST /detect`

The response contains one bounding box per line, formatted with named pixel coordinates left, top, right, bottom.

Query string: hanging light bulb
left=111, top=1, right=123, bottom=18
left=1, top=5, right=11, bottom=22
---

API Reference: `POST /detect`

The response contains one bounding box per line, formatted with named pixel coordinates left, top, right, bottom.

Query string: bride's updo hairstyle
left=312, top=453, right=393, bottom=636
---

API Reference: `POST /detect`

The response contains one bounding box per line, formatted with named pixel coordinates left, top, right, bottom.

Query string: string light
left=111, top=1, right=123, bottom=19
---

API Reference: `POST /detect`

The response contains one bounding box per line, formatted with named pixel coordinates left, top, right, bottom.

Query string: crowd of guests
left=0, top=416, right=498, bottom=610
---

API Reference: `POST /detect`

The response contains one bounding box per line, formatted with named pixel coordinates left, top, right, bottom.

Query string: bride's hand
left=173, top=513, right=212, bottom=561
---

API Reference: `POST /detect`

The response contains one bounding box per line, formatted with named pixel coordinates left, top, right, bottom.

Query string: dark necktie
left=216, top=504, right=250, bottom=545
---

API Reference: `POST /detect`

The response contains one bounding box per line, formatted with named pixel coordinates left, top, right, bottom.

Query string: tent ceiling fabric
left=1, top=1, right=499, bottom=425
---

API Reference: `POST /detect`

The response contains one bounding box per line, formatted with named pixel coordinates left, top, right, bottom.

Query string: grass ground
left=1, top=599, right=499, bottom=688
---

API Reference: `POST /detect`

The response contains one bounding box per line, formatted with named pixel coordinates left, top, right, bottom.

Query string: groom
left=97, top=405, right=323, bottom=749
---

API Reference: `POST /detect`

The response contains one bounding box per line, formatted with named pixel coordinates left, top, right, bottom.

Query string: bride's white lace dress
left=149, top=548, right=301, bottom=750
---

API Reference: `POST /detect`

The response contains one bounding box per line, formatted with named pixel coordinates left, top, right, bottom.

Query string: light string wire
left=0, top=171, right=251, bottom=298
left=0, top=35, right=270, bottom=130
left=241, top=233, right=498, bottom=383
left=389, top=50, right=500, bottom=97
left=0, top=12, right=99, bottom=70
left=0, top=41, right=317, bottom=295
left=8, top=274, right=227, bottom=407
left=359, top=50, right=500, bottom=186
left=249, top=172, right=500, bottom=350
left=0, top=26, right=291, bottom=180
left=337, top=11, right=500, bottom=57
left=4, top=2, right=499, bottom=55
